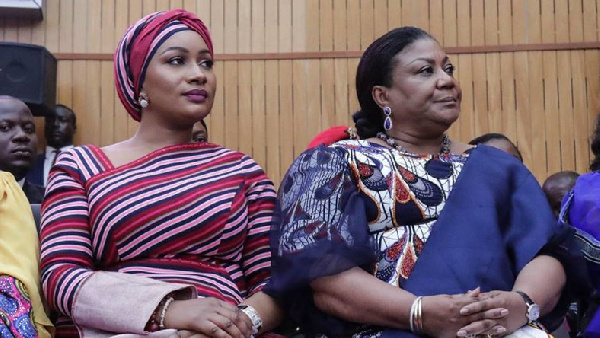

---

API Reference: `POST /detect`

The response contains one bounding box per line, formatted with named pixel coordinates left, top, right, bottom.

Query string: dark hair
left=468, top=132, right=511, bottom=146
left=353, top=26, right=434, bottom=139
left=591, top=114, right=600, bottom=171
left=469, top=132, right=523, bottom=162
left=54, top=104, right=77, bottom=126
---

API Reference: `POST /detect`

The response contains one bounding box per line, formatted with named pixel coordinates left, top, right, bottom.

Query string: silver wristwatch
left=515, top=291, right=540, bottom=323
left=238, top=304, right=262, bottom=336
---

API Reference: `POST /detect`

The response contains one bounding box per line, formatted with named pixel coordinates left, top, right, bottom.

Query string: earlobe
left=372, top=86, right=389, bottom=109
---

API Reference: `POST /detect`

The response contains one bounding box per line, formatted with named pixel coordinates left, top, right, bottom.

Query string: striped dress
left=39, top=143, right=276, bottom=336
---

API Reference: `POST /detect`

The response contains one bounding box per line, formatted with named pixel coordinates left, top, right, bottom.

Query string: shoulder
left=209, top=144, right=262, bottom=167
left=52, top=145, right=101, bottom=166
left=331, top=139, right=374, bottom=150
left=573, top=172, right=600, bottom=188
left=289, top=144, right=351, bottom=173
left=468, top=145, right=528, bottom=175
left=460, top=145, right=542, bottom=200
left=52, top=145, right=106, bottom=180
left=279, top=145, right=356, bottom=196
left=59, top=145, right=96, bottom=158
left=567, top=172, right=600, bottom=213
left=211, top=144, right=252, bottom=161
left=198, top=144, right=272, bottom=182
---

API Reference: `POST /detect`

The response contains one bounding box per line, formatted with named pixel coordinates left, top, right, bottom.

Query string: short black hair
left=469, top=132, right=512, bottom=146
left=469, top=132, right=523, bottom=162
left=353, top=26, right=434, bottom=139
left=53, top=104, right=77, bottom=126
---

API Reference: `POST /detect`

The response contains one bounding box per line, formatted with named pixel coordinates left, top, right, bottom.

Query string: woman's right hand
left=164, top=298, right=253, bottom=338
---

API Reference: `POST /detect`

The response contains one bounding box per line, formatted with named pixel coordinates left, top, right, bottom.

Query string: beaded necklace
left=376, top=132, right=451, bottom=155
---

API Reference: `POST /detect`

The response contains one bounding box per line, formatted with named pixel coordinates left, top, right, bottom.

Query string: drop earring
left=383, top=106, right=392, bottom=130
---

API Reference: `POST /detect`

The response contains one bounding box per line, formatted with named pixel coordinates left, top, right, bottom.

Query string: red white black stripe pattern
left=40, top=143, right=275, bottom=335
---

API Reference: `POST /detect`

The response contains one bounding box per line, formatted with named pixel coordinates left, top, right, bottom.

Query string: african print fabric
left=0, top=276, right=37, bottom=338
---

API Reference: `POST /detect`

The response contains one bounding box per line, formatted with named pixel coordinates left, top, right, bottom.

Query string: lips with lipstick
left=184, top=89, right=208, bottom=104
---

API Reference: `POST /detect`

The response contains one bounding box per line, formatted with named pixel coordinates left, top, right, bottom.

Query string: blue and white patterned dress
left=272, top=140, right=470, bottom=337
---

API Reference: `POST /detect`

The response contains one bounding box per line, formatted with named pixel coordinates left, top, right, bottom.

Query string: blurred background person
left=469, top=132, right=523, bottom=162
left=543, top=171, right=579, bottom=218
left=0, top=96, right=44, bottom=204
left=26, top=104, right=77, bottom=187
left=191, top=119, right=208, bottom=143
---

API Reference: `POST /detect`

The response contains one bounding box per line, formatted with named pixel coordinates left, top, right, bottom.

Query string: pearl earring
left=139, top=94, right=149, bottom=108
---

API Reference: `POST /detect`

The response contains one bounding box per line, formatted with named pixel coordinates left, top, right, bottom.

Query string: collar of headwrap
left=114, top=9, right=213, bottom=121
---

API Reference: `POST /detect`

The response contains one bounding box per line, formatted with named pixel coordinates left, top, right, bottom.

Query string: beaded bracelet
left=158, top=296, right=175, bottom=330
left=147, top=293, right=175, bottom=331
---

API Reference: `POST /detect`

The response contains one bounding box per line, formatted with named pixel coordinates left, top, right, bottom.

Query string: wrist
left=238, top=304, right=262, bottom=336
left=514, top=291, right=540, bottom=324
left=408, top=296, right=424, bottom=334
left=147, top=293, right=176, bottom=331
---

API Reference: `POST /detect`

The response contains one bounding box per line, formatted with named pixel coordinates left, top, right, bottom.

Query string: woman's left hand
left=456, top=290, right=527, bottom=337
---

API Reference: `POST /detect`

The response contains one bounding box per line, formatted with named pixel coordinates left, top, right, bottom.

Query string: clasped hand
left=421, top=288, right=528, bottom=338
left=163, top=297, right=253, bottom=338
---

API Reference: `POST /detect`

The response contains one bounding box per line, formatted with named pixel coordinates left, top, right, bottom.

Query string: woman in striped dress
left=40, top=9, right=280, bottom=337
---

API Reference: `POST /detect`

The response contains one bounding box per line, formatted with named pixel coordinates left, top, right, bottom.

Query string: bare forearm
left=311, top=267, right=415, bottom=328
left=243, top=291, right=283, bottom=333
left=512, top=255, right=566, bottom=315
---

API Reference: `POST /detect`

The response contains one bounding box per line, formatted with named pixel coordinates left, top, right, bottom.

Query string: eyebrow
left=407, top=56, right=450, bottom=66
left=159, top=47, right=211, bottom=56
left=160, top=46, right=188, bottom=55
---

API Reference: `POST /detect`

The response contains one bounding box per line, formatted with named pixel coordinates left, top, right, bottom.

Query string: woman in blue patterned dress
left=266, top=27, right=568, bottom=338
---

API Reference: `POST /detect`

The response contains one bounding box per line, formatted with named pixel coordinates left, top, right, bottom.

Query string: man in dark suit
left=26, top=104, right=76, bottom=187
left=0, top=96, right=44, bottom=203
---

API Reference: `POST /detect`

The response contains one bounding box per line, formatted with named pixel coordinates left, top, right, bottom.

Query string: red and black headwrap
left=114, top=9, right=213, bottom=121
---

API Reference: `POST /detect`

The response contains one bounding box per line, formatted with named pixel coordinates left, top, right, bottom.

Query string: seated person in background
left=40, top=9, right=281, bottom=337
left=26, top=104, right=77, bottom=187
left=560, top=115, right=600, bottom=337
left=542, top=171, right=579, bottom=218
left=306, top=125, right=359, bottom=149
left=0, top=96, right=44, bottom=203
left=0, top=171, right=53, bottom=337
left=469, top=132, right=523, bottom=162
left=267, top=26, right=569, bottom=337
left=191, top=119, right=208, bottom=142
